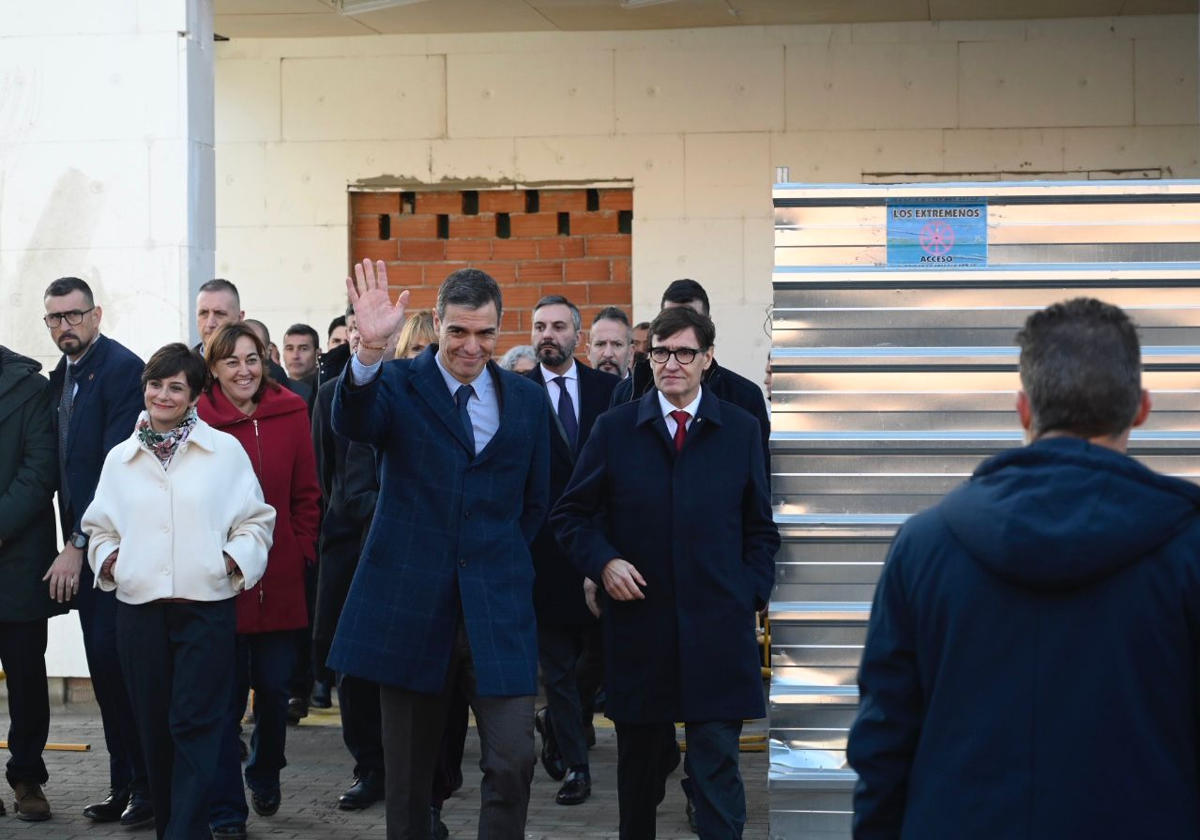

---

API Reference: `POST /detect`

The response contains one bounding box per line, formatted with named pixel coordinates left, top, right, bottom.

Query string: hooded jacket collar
left=940, top=436, right=1200, bottom=593
left=200, top=379, right=308, bottom=428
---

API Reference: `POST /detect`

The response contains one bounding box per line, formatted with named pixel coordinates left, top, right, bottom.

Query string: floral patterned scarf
left=135, top=407, right=198, bottom=468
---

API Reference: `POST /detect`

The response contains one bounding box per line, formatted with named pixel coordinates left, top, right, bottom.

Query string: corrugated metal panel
left=768, top=180, right=1200, bottom=839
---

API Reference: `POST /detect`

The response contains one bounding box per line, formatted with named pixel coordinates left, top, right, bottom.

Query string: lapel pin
left=88, top=373, right=95, bottom=381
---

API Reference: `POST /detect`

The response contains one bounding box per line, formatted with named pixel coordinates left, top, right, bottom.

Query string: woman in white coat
left=82, top=344, right=275, bottom=840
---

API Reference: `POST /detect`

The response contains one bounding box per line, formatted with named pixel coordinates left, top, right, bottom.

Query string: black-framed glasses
left=648, top=346, right=704, bottom=365
left=43, top=307, right=94, bottom=328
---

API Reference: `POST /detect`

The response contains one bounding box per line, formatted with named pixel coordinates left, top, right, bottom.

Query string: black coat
left=612, top=356, right=771, bottom=485
left=848, top=438, right=1200, bottom=840
left=311, top=378, right=377, bottom=666
left=0, top=348, right=67, bottom=623
left=50, top=333, right=144, bottom=540
left=524, top=362, right=619, bottom=627
left=552, top=388, right=778, bottom=724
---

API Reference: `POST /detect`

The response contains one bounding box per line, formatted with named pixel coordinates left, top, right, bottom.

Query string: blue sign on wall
left=887, top=203, right=987, bottom=268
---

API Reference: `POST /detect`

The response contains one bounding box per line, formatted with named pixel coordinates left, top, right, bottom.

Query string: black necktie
left=455, top=384, right=476, bottom=455
left=58, top=363, right=74, bottom=510
left=553, top=376, right=578, bottom=451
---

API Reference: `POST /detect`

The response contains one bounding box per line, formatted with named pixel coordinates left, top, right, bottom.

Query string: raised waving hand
left=346, top=259, right=410, bottom=363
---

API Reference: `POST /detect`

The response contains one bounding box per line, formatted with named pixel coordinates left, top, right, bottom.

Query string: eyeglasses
left=648, top=346, right=704, bottom=365
left=43, top=307, right=95, bottom=328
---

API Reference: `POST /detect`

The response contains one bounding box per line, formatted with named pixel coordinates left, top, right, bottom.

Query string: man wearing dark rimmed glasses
left=42, top=277, right=152, bottom=828
left=553, top=305, right=778, bottom=840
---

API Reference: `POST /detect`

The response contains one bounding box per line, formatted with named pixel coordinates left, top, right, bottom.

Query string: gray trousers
left=379, top=620, right=534, bottom=840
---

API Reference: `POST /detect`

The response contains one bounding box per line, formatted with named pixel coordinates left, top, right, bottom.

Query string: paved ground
left=0, top=702, right=768, bottom=839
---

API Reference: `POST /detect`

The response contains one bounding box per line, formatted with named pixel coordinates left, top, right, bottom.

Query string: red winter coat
left=198, top=382, right=320, bottom=634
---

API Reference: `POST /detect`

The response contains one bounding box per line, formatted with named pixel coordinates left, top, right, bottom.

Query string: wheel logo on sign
left=919, top=221, right=955, bottom=255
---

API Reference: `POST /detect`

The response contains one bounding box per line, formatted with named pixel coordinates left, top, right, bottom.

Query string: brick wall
left=350, top=188, right=633, bottom=352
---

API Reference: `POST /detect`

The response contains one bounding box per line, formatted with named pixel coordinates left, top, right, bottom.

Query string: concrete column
left=0, top=0, right=215, bottom=677
left=0, top=0, right=215, bottom=369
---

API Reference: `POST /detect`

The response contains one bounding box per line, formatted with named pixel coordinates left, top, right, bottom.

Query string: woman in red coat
left=198, top=323, right=320, bottom=840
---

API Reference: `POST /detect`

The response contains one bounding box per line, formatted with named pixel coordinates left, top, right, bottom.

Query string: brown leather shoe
left=13, top=781, right=50, bottom=821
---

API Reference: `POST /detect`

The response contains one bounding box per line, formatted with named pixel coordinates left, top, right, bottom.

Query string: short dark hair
left=634, top=321, right=651, bottom=332
left=660, top=279, right=710, bottom=316
left=533, top=295, right=581, bottom=331
left=45, top=277, right=94, bottom=306
left=205, top=322, right=278, bottom=403
left=327, top=315, right=346, bottom=338
left=284, top=323, right=320, bottom=348
left=649, top=306, right=716, bottom=350
left=244, top=318, right=271, bottom=345
left=345, top=303, right=355, bottom=319
left=593, top=306, right=630, bottom=328
left=142, top=343, right=208, bottom=401
left=1016, top=297, right=1142, bottom=439
left=198, top=278, right=240, bottom=307
left=436, top=268, right=503, bottom=321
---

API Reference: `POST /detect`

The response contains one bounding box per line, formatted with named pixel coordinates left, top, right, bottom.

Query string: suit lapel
left=471, top=362, right=512, bottom=467
left=635, top=388, right=676, bottom=457
left=409, top=351, right=475, bottom=455
left=526, top=367, right=573, bottom=457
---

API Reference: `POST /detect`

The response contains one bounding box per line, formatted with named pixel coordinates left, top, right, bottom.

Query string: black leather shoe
left=534, top=707, right=566, bottom=781
left=338, top=772, right=384, bottom=811
left=286, top=697, right=308, bottom=724
left=555, top=768, right=591, bottom=806
left=430, top=806, right=449, bottom=840
left=211, top=822, right=247, bottom=840
left=83, top=788, right=129, bottom=822
left=310, top=680, right=332, bottom=709
left=120, top=790, right=154, bottom=827
left=250, top=789, right=281, bottom=817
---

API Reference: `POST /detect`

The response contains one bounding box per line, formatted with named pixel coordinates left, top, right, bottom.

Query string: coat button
left=464, top=510, right=471, bottom=519
left=458, top=558, right=466, bottom=567
left=162, top=567, right=171, bottom=575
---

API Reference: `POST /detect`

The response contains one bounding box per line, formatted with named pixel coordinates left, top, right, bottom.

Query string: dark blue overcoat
left=848, top=438, right=1200, bottom=840
left=329, top=348, right=550, bottom=696
left=551, top=387, right=778, bottom=724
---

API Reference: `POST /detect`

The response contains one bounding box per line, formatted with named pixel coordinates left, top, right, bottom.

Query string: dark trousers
left=615, top=720, right=746, bottom=840
left=538, top=622, right=602, bottom=770
left=379, top=620, right=534, bottom=840
left=78, top=566, right=147, bottom=794
left=210, top=630, right=295, bottom=827
left=337, top=672, right=384, bottom=779
left=431, top=690, right=470, bottom=809
left=116, top=599, right=236, bottom=840
left=0, top=620, right=50, bottom=787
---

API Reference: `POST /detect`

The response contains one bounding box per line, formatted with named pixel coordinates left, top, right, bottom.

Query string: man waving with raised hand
left=330, top=259, right=551, bottom=840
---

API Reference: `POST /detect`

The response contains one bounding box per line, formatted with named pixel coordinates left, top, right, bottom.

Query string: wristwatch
left=70, top=531, right=88, bottom=550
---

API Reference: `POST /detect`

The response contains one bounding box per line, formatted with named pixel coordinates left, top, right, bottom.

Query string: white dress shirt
left=541, top=360, right=580, bottom=424
left=659, top=386, right=704, bottom=438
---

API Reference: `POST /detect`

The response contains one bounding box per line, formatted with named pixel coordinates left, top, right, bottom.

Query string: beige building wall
left=214, top=14, right=1198, bottom=383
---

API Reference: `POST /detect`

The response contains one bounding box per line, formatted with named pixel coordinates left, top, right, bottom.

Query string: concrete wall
left=215, top=14, right=1198, bottom=383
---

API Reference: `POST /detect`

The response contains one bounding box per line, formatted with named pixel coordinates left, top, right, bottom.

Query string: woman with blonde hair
left=395, top=309, right=436, bottom=360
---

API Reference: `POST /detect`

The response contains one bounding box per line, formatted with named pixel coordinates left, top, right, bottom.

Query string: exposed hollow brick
left=415, top=192, right=464, bottom=215
left=510, top=213, right=559, bottom=238
left=355, top=239, right=400, bottom=263
left=612, top=258, right=632, bottom=284
left=446, top=240, right=493, bottom=262
left=599, top=189, right=633, bottom=211
left=474, top=262, right=518, bottom=283
left=537, top=238, right=586, bottom=260
left=505, top=285, right=545, bottom=309
left=395, top=215, right=440, bottom=239
left=517, top=261, right=565, bottom=282
left=571, top=212, right=619, bottom=236
left=351, top=214, right=385, bottom=240
left=537, top=189, right=588, bottom=213
left=566, top=259, right=611, bottom=283
left=399, top=240, right=446, bottom=262
left=382, top=263, right=424, bottom=287
left=478, top=191, right=527, bottom=214
left=588, top=281, right=630, bottom=306
left=492, top=240, right=540, bottom=260
left=449, top=215, right=497, bottom=239
left=537, top=284, right=577, bottom=303
left=354, top=192, right=400, bottom=214
left=586, top=235, right=632, bottom=257
left=400, top=287, right=439, bottom=310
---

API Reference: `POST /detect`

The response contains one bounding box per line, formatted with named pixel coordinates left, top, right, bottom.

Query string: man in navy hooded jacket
left=847, top=298, right=1200, bottom=840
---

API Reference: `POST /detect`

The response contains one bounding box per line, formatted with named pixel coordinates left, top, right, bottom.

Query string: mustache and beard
left=537, top=337, right=576, bottom=368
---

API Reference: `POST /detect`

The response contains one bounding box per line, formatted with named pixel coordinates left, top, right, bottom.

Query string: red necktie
left=670, top=410, right=691, bottom=453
